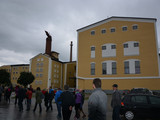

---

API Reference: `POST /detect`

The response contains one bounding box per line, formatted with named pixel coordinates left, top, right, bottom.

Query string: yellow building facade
left=77, top=16, right=160, bottom=90
left=0, top=64, right=29, bottom=86
left=62, top=61, right=76, bottom=88
left=30, top=53, right=76, bottom=90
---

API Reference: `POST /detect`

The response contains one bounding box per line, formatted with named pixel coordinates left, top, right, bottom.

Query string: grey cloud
left=0, top=0, right=160, bottom=66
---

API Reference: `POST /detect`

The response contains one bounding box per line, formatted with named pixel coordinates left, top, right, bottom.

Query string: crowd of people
left=0, top=78, right=122, bottom=120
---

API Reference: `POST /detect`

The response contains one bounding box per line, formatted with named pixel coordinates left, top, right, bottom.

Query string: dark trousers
left=33, top=102, right=42, bottom=112
left=62, top=106, right=72, bottom=120
left=112, top=106, right=121, bottom=120
left=0, top=93, right=2, bottom=102
left=18, top=99, right=24, bottom=111
left=27, top=99, right=31, bottom=110
left=6, top=95, right=10, bottom=103
left=47, top=100, right=53, bottom=111
left=56, top=103, right=62, bottom=118
left=45, top=101, right=48, bottom=109
left=75, top=103, right=81, bottom=118
left=15, top=95, right=18, bottom=105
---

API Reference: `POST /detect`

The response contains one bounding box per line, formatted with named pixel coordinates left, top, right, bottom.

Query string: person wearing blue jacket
left=55, top=88, right=63, bottom=119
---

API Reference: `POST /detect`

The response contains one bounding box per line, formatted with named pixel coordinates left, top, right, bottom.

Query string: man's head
left=112, top=84, right=118, bottom=90
left=64, top=85, right=69, bottom=90
left=93, top=78, right=101, bottom=89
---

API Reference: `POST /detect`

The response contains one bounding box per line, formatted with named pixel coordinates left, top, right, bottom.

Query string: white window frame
left=102, top=60, right=117, bottom=75
left=91, top=62, right=95, bottom=75
left=124, top=59, right=141, bottom=74
left=91, top=46, right=95, bottom=58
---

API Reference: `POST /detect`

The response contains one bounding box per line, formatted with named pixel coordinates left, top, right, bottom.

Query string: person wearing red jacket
left=26, top=88, right=32, bottom=111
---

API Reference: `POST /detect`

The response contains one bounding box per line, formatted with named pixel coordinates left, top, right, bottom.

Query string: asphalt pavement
left=0, top=93, right=113, bottom=120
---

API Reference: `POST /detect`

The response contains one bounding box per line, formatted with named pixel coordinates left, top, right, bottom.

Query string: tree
left=17, top=72, right=35, bottom=87
left=0, top=69, right=11, bottom=85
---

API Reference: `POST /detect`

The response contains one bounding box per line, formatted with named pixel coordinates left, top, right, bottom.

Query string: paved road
left=0, top=94, right=113, bottom=120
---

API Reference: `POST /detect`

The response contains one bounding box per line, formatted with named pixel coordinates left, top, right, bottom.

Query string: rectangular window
left=122, top=26, right=127, bottom=31
left=36, top=63, right=39, bottom=67
left=131, top=96, right=147, bottom=104
left=112, top=62, right=117, bottom=74
left=36, top=68, right=39, bottom=72
left=54, top=74, right=56, bottom=78
left=40, top=63, right=43, bottom=67
left=36, top=74, right=39, bottom=77
left=91, top=47, right=95, bottom=51
left=135, top=61, right=140, bottom=74
left=102, top=63, right=107, bottom=75
left=40, top=68, right=43, bottom=72
left=102, top=46, right=106, bottom=50
left=149, top=96, right=160, bottom=105
left=91, top=30, right=95, bottom=35
left=124, top=61, right=129, bottom=74
left=111, top=45, right=116, bottom=49
left=91, top=63, right=95, bottom=75
left=133, top=25, right=138, bottom=30
left=40, top=74, right=43, bottom=77
left=110, top=28, right=115, bottom=33
left=134, top=43, right=139, bottom=47
left=39, top=81, right=42, bottom=85
left=101, top=29, right=106, bottom=34
left=124, top=44, right=128, bottom=48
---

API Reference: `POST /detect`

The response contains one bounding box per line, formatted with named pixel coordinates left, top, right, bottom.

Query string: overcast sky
left=0, top=0, right=160, bottom=66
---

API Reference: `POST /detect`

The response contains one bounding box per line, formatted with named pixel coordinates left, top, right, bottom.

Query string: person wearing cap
left=88, top=78, right=107, bottom=120
left=111, top=84, right=121, bottom=120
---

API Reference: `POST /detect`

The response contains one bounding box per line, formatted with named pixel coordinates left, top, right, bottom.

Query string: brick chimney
left=70, top=41, right=73, bottom=62
left=45, top=31, right=52, bottom=56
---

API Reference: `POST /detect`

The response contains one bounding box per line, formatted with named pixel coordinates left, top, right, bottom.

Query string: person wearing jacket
left=33, top=87, right=43, bottom=113
left=111, top=84, right=121, bottom=120
left=79, top=89, right=86, bottom=118
left=44, top=89, right=49, bottom=111
left=26, top=88, right=32, bottom=111
left=58, top=85, right=75, bottom=120
left=46, top=90, right=54, bottom=111
left=88, top=78, right=107, bottom=120
left=74, top=89, right=82, bottom=119
left=15, top=85, right=19, bottom=105
left=18, top=86, right=26, bottom=111
left=55, top=88, right=63, bottom=119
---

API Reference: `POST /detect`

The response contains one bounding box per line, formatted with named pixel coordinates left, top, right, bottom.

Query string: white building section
left=47, top=58, right=52, bottom=88
left=102, top=43, right=116, bottom=57
left=124, top=41, right=139, bottom=56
